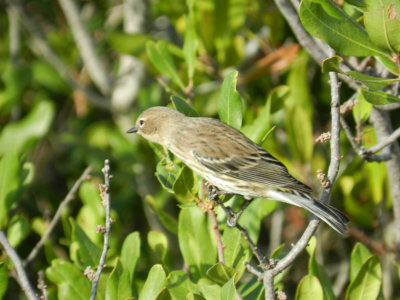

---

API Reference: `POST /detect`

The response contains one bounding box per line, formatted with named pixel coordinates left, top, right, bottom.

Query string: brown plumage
left=127, top=106, right=349, bottom=234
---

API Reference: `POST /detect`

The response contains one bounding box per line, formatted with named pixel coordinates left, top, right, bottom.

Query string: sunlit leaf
left=295, top=274, right=323, bottom=300
left=138, top=265, right=166, bottom=300
left=360, top=89, right=400, bottom=105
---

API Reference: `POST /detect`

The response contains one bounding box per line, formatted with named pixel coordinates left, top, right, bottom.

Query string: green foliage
left=0, top=0, right=397, bottom=299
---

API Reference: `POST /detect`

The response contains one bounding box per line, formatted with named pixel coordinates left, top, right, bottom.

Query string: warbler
left=127, top=106, right=349, bottom=234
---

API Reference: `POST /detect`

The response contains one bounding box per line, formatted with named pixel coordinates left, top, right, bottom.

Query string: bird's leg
left=205, top=182, right=251, bottom=227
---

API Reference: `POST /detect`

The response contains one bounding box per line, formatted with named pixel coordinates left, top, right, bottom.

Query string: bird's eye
left=139, top=119, right=145, bottom=127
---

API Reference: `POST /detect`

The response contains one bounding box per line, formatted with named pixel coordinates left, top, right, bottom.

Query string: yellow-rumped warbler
left=127, top=106, right=349, bottom=234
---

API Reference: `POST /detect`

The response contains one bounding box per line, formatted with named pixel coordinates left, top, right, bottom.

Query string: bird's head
left=126, top=106, right=183, bottom=145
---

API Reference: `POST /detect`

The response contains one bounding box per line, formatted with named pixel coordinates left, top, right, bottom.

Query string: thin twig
left=37, top=270, right=48, bottom=300
left=90, top=159, right=112, bottom=300
left=24, top=167, right=92, bottom=266
left=0, top=231, right=39, bottom=300
left=6, top=1, right=109, bottom=110
left=57, top=0, right=111, bottom=94
left=208, top=209, right=225, bottom=263
left=364, top=127, right=400, bottom=155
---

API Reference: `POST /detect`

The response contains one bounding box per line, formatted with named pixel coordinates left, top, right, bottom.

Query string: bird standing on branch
left=127, top=106, right=349, bottom=234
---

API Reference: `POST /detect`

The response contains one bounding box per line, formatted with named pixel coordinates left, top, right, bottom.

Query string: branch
left=0, top=231, right=39, bottom=300
left=57, top=0, right=111, bottom=95
left=364, top=126, right=400, bottom=155
left=262, top=70, right=342, bottom=299
left=6, top=1, right=109, bottom=110
left=24, top=167, right=92, bottom=266
left=90, top=160, right=113, bottom=300
left=369, top=109, right=400, bottom=248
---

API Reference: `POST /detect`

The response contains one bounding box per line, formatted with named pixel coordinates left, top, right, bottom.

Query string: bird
left=127, top=106, right=349, bottom=234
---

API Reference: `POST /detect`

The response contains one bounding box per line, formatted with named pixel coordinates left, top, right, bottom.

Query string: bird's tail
left=266, top=190, right=349, bottom=235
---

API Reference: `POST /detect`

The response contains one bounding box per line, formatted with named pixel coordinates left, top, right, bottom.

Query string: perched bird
left=127, top=106, right=349, bottom=234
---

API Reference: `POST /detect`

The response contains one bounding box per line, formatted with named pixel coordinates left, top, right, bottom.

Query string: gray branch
left=0, top=231, right=39, bottom=300
left=57, top=0, right=112, bottom=95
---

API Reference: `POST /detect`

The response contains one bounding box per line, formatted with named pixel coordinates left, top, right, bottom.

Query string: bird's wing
left=192, top=140, right=312, bottom=195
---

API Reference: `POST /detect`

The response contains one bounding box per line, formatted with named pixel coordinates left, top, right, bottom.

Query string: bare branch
left=208, top=209, right=225, bottom=263
left=364, top=126, right=400, bottom=154
left=6, top=1, right=109, bottom=110
left=369, top=109, right=400, bottom=248
left=57, top=0, right=111, bottom=94
left=24, top=167, right=92, bottom=266
left=90, top=160, right=113, bottom=300
left=0, top=231, right=39, bottom=300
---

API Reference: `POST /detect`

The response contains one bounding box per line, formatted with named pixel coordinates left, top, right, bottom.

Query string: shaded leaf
left=121, top=231, right=141, bottom=282
left=146, top=41, right=185, bottom=89
left=299, top=0, right=389, bottom=57
left=360, top=89, right=400, bottom=105
left=218, top=70, right=243, bottom=130
left=206, top=263, right=237, bottom=285
left=106, top=259, right=132, bottom=300
left=139, top=265, right=167, bottom=300
left=171, top=95, right=199, bottom=117
left=350, top=243, right=372, bottom=281
left=346, top=256, right=382, bottom=300
left=167, top=270, right=198, bottom=299
left=221, top=277, right=236, bottom=300
left=46, top=259, right=91, bottom=300
left=7, top=214, right=30, bottom=247
left=295, top=274, right=324, bottom=300
left=106, top=32, right=152, bottom=56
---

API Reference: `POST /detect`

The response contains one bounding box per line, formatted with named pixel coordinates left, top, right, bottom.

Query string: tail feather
left=265, top=190, right=349, bottom=235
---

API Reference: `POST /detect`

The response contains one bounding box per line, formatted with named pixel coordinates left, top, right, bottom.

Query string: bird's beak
left=126, top=127, right=138, bottom=134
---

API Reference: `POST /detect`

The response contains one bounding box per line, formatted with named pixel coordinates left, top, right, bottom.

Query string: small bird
left=127, top=106, right=349, bottom=234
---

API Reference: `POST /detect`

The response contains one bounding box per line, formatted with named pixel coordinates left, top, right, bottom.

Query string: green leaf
left=167, top=270, right=198, bottom=299
left=146, top=41, right=185, bottom=89
left=0, top=263, right=8, bottom=300
left=322, top=56, right=397, bottom=90
left=148, top=231, right=169, bottom=264
left=46, top=259, right=91, bottom=300
left=0, top=153, right=20, bottom=229
left=306, top=237, right=336, bottom=300
left=360, top=89, right=400, bottom=105
left=121, top=231, right=141, bottom=282
left=364, top=0, right=400, bottom=53
left=207, top=263, right=237, bottom=285
left=170, top=95, right=199, bottom=117
left=0, top=101, right=55, bottom=155
left=350, top=243, right=372, bottom=281
left=7, top=214, right=30, bottom=247
left=145, top=195, right=178, bottom=234
left=299, top=0, right=389, bottom=57
left=295, top=274, right=324, bottom=300
left=155, top=159, right=183, bottom=193
left=322, top=56, right=343, bottom=73
left=198, top=283, right=221, bottom=300
left=353, top=93, right=372, bottom=123
left=70, top=218, right=102, bottom=267
left=183, top=8, right=198, bottom=80
left=218, top=70, right=243, bottom=130
left=346, top=256, right=382, bottom=300
left=106, top=259, right=132, bottom=300
left=173, top=166, right=198, bottom=204
left=221, top=277, right=236, bottom=300
left=139, top=265, right=167, bottom=300
left=178, top=207, right=216, bottom=280
left=243, top=86, right=288, bottom=144
left=346, top=71, right=398, bottom=90
left=106, top=32, right=152, bottom=56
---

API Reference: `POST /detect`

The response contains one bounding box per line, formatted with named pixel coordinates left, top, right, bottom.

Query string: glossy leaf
left=0, top=101, right=55, bottom=155
left=350, top=243, right=372, bottom=281
left=218, top=70, right=243, bottom=130
left=139, top=264, right=167, bottom=300
left=321, top=56, right=343, bottom=73
left=364, top=0, right=400, bottom=53
left=7, top=214, right=30, bottom=247
left=0, top=153, right=20, bottom=229
left=148, top=230, right=169, bottom=264
left=171, top=95, right=199, bottom=117
left=299, top=0, right=389, bottom=57
left=167, top=270, right=198, bottom=299
left=360, top=89, right=400, bottom=105
left=346, top=256, right=382, bottom=300
left=46, top=259, right=91, bottom=300
left=306, top=237, right=336, bottom=300
left=295, top=274, right=324, bottom=300
left=173, top=166, right=198, bottom=203
left=121, top=231, right=141, bottom=282
left=222, top=227, right=250, bottom=277
left=206, top=263, right=237, bottom=285
left=221, top=277, right=236, bottom=300
left=106, top=259, right=132, bottom=300
left=178, top=207, right=216, bottom=279
left=146, top=41, right=185, bottom=89
left=70, top=218, right=102, bottom=267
